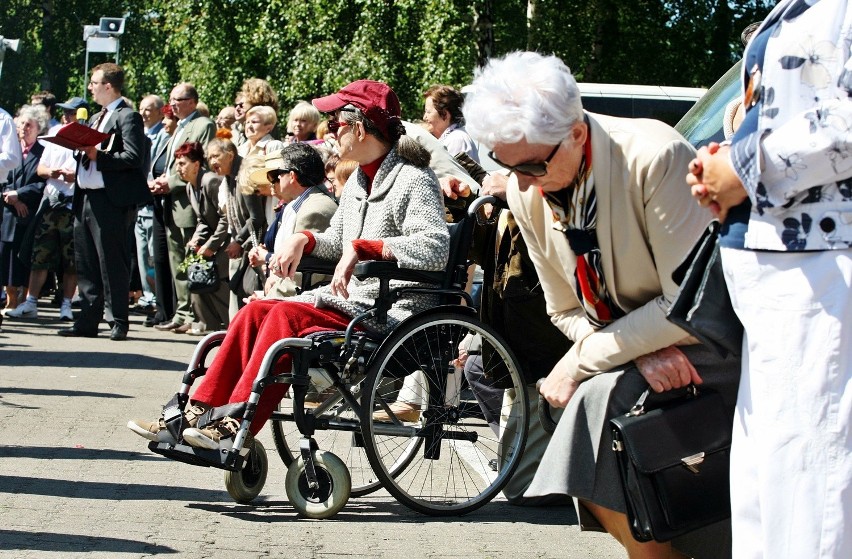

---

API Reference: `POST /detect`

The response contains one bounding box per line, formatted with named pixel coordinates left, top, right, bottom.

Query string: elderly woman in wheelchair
left=129, top=79, right=448, bottom=439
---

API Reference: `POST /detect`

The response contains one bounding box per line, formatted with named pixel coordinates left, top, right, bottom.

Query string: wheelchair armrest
left=297, top=255, right=337, bottom=275
left=353, top=260, right=444, bottom=285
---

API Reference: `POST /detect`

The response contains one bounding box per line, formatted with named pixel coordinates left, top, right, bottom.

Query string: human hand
left=440, top=176, right=471, bottom=201
left=539, top=352, right=582, bottom=408
left=248, top=245, right=267, bottom=267
left=81, top=145, right=99, bottom=161
left=330, top=243, right=359, bottom=299
left=196, top=246, right=214, bottom=258
left=686, top=143, right=748, bottom=223
left=452, top=348, right=469, bottom=369
left=634, top=345, right=702, bottom=393
left=269, top=233, right=309, bottom=279
left=3, top=190, right=18, bottom=205
left=225, top=241, right=243, bottom=259
left=481, top=173, right=509, bottom=200
left=60, top=168, right=76, bottom=183
left=13, top=201, right=28, bottom=218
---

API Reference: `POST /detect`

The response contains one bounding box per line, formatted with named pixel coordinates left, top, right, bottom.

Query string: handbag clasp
left=681, top=452, right=706, bottom=474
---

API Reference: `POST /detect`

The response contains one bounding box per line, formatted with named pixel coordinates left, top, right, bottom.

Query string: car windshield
left=675, top=60, right=742, bottom=148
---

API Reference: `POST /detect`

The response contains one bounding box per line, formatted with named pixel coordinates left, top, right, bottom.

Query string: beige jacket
left=508, top=113, right=709, bottom=381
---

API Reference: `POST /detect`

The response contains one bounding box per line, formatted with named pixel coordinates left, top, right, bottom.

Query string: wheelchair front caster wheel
left=224, top=438, right=268, bottom=503
left=285, top=450, right=351, bottom=519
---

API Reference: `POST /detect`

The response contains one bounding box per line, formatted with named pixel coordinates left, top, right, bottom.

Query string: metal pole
left=83, top=49, right=89, bottom=98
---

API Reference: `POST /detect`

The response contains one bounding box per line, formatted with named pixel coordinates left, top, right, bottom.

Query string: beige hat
left=248, top=149, right=288, bottom=186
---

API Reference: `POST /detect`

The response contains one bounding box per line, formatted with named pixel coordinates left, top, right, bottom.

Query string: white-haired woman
left=464, top=51, right=740, bottom=558
left=1, top=105, right=49, bottom=313
left=237, top=105, right=284, bottom=160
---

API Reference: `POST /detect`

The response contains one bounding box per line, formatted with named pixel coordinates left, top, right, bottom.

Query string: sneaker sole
left=6, top=311, right=37, bottom=318
left=127, top=420, right=175, bottom=444
left=181, top=428, right=220, bottom=450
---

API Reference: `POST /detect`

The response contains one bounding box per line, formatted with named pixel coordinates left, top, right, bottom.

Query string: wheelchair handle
left=535, top=377, right=558, bottom=434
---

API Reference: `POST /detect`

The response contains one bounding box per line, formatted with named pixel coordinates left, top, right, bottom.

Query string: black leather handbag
left=610, top=385, right=733, bottom=542
left=186, top=259, right=220, bottom=294
left=667, top=221, right=743, bottom=357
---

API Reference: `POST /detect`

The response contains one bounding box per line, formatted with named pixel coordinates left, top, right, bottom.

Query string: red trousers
left=190, top=299, right=353, bottom=433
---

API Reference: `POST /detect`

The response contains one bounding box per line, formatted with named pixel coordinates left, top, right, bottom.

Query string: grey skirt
left=525, top=344, right=740, bottom=557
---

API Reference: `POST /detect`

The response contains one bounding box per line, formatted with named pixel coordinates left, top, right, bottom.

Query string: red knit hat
left=312, top=80, right=403, bottom=142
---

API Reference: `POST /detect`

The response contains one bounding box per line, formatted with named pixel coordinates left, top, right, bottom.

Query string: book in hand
left=38, top=122, right=109, bottom=151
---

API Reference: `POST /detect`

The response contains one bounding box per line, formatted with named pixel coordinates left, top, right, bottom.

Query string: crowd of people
left=4, top=3, right=852, bottom=555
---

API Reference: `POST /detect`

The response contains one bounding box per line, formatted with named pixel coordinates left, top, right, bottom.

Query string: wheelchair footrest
left=148, top=440, right=246, bottom=472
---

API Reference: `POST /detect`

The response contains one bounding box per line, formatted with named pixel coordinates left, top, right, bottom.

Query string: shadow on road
left=0, top=387, right=132, bottom=398
left=0, top=529, right=178, bottom=554
left=0, top=351, right=186, bottom=371
left=187, top=498, right=579, bottom=525
left=0, top=474, right=226, bottom=502
left=0, top=445, right=163, bottom=461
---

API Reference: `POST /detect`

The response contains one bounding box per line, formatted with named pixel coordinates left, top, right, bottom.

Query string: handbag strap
left=627, top=384, right=699, bottom=417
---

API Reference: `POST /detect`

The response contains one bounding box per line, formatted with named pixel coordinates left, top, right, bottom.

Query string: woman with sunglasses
left=129, top=80, right=450, bottom=452
left=464, top=52, right=741, bottom=558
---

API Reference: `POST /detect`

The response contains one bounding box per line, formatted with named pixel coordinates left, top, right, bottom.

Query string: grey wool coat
left=290, top=148, right=450, bottom=333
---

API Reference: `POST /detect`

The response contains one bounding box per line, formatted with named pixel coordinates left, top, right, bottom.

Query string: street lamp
left=83, top=17, right=126, bottom=97
left=0, top=36, right=21, bottom=84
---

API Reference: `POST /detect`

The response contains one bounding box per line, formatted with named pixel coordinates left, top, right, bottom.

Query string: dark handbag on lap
left=666, top=221, right=743, bottom=357
left=610, top=385, right=733, bottom=543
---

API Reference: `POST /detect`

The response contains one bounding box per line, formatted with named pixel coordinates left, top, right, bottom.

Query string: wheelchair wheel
left=224, top=438, right=268, bottom=504
left=285, top=450, right=351, bottom=519
left=361, top=312, right=529, bottom=516
left=271, top=377, right=387, bottom=497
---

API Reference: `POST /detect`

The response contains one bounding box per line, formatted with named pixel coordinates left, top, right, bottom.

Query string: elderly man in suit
left=247, top=142, right=337, bottom=298
left=464, top=51, right=741, bottom=558
left=59, top=62, right=152, bottom=340
left=134, top=94, right=169, bottom=315
left=151, top=83, right=216, bottom=333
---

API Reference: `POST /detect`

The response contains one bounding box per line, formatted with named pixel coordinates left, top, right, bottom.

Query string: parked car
left=675, top=60, right=743, bottom=148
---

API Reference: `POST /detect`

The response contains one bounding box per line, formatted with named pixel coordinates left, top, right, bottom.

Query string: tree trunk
left=474, top=0, right=494, bottom=68
left=40, top=0, right=52, bottom=91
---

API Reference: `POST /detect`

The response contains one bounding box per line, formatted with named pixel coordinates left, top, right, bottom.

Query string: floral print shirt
left=731, top=0, right=852, bottom=251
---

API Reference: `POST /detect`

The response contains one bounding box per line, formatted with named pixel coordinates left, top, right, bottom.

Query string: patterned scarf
left=540, top=132, right=624, bottom=328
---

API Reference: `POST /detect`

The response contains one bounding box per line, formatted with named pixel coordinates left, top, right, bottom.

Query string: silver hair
left=463, top=51, right=583, bottom=149
left=17, top=104, right=51, bottom=135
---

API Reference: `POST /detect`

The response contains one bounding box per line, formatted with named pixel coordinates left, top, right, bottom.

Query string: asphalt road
left=0, top=301, right=623, bottom=558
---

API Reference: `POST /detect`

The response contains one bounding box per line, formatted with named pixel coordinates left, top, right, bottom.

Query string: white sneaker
left=5, top=300, right=38, bottom=318
left=59, top=304, right=73, bottom=321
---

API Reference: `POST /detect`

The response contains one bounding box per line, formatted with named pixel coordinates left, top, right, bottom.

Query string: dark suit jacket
left=1, top=142, right=46, bottom=241
left=164, top=113, right=217, bottom=228
left=74, top=100, right=152, bottom=209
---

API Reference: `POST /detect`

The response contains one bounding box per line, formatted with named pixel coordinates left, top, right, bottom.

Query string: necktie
left=82, top=109, right=107, bottom=169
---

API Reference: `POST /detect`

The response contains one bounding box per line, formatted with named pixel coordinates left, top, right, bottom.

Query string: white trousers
left=722, top=248, right=852, bottom=559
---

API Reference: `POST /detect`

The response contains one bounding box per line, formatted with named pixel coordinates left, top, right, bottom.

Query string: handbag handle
left=627, top=384, right=699, bottom=417
left=535, top=377, right=558, bottom=434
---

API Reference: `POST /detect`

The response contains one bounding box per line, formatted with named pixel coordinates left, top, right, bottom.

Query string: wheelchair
left=147, top=196, right=530, bottom=518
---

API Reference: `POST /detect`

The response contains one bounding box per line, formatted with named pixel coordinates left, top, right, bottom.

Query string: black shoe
left=58, top=326, right=98, bottom=338
left=144, top=315, right=157, bottom=327
left=110, top=325, right=128, bottom=341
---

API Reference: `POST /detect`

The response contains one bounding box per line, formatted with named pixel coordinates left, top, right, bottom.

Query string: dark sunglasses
left=267, top=168, right=291, bottom=183
left=489, top=142, right=561, bottom=177
left=327, top=119, right=347, bottom=134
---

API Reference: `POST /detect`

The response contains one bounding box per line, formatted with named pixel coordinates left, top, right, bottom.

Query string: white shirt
left=77, top=97, right=124, bottom=190
left=439, top=123, right=479, bottom=163
left=0, top=108, right=22, bottom=180
left=39, top=127, right=76, bottom=208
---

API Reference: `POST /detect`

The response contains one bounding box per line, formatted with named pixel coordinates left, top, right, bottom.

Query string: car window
left=675, top=60, right=743, bottom=148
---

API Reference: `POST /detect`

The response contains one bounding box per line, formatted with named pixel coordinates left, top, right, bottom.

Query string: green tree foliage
left=1, top=0, right=773, bottom=119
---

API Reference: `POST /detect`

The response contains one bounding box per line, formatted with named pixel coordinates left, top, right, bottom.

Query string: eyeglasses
left=267, top=168, right=291, bottom=183
left=327, top=119, right=348, bottom=134
left=489, top=142, right=562, bottom=177
left=234, top=102, right=245, bottom=109
left=89, top=80, right=108, bottom=86
left=170, top=97, right=192, bottom=103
